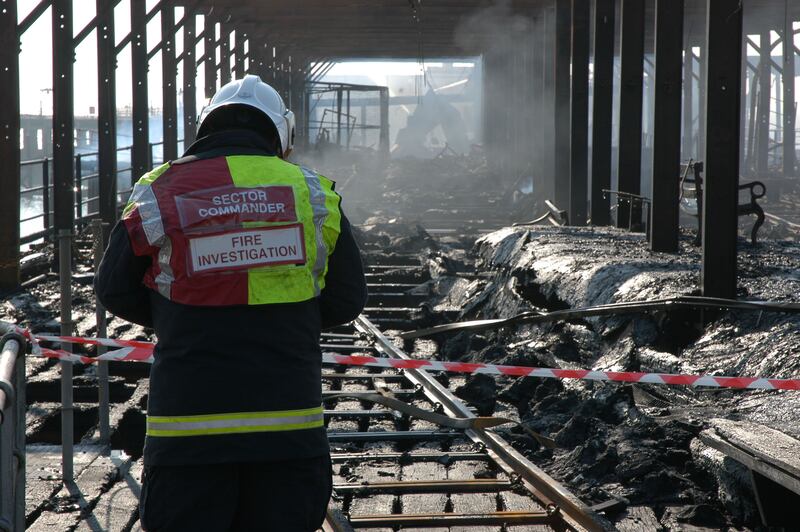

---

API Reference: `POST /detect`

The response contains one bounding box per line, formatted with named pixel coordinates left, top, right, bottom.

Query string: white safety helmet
left=197, top=74, right=295, bottom=157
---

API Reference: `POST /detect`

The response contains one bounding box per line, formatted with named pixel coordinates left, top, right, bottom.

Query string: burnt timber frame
left=590, top=0, right=615, bottom=227
left=650, top=0, right=685, bottom=252
left=701, top=0, right=743, bottom=298
left=616, top=0, right=645, bottom=230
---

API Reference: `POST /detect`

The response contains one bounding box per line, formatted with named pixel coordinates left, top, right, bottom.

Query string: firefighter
left=95, top=74, right=367, bottom=531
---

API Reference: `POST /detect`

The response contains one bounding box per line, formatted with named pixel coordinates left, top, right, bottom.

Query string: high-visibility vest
left=122, top=154, right=342, bottom=306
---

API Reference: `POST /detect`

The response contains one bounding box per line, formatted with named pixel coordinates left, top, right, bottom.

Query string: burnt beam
left=0, top=0, right=20, bottom=290
left=554, top=0, right=571, bottom=211
left=52, top=0, right=75, bottom=233
left=650, top=0, right=685, bottom=252
left=569, top=0, right=590, bottom=225
left=131, top=0, right=150, bottom=178
left=97, top=0, right=117, bottom=228
left=701, top=0, right=743, bottom=298
left=161, top=5, right=178, bottom=161
left=590, top=0, right=614, bottom=227
left=616, top=0, right=645, bottom=229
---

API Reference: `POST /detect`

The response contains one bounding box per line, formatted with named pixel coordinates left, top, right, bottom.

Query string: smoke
left=454, top=1, right=552, bottom=197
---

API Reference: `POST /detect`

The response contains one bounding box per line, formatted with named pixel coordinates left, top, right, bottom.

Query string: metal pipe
left=58, top=229, right=74, bottom=483
left=400, top=295, right=800, bottom=340
left=92, top=220, right=110, bottom=443
left=0, top=333, right=25, bottom=532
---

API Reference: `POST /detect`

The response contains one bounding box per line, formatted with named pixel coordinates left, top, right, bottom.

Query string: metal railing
left=0, top=326, right=27, bottom=532
left=20, top=139, right=181, bottom=245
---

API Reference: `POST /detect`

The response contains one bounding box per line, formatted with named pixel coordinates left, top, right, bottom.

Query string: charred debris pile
left=355, top=219, right=800, bottom=529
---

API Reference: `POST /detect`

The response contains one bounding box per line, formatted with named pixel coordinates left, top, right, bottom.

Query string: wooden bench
left=680, top=161, right=766, bottom=245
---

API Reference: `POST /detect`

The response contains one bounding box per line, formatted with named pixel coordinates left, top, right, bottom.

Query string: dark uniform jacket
left=95, top=130, right=367, bottom=466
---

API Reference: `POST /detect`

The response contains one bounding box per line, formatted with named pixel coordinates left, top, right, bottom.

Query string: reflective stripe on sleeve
left=300, top=166, right=331, bottom=296
left=146, top=405, right=325, bottom=437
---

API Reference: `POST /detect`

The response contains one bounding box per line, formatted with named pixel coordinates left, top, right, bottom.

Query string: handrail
left=19, top=140, right=182, bottom=243
left=0, top=325, right=27, bottom=532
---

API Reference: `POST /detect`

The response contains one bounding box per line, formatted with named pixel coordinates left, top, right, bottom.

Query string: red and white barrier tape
left=18, top=329, right=800, bottom=391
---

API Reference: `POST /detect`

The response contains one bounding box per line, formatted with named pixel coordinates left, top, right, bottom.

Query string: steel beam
left=531, top=8, right=547, bottom=202
left=590, top=0, right=614, bottom=227
left=52, top=0, right=75, bottom=234
left=97, top=0, right=117, bottom=228
left=161, top=6, right=178, bottom=161
left=616, top=0, right=645, bottom=229
left=0, top=0, right=20, bottom=291
left=650, top=0, right=685, bottom=252
left=379, top=87, right=390, bottom=157
left=756, top=31, right=771, bottom=176
left=542, top=6, right=556, bottom=204
left=569, top=0, right=590, bottom=226
left=683, top=42, right=695, bottom=159
left=783, top=7, right=796, bottom=177
left=234, top=31, right=246, bottom=79
left=554, top=0, right=571, bottom=210
left=183, top=13, right=198, bottom=147
left=701, top=0, right=743, bottom=298
left=220, top=24, right=231, bottom=85
left=204, top=18, right=217, bottom=99
left=131, top=0, right=150, bottom=178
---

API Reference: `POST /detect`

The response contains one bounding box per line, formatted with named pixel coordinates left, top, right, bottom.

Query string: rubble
left=412, top=223, right=800, bottom=528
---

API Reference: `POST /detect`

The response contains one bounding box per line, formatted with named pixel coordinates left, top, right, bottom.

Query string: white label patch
left=189, top=224, right=306, bottom=274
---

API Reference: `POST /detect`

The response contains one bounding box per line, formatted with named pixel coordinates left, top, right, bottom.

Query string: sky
left=16, top=1, right=454, bottom=118
left=18, top=0, right=187, bottom=116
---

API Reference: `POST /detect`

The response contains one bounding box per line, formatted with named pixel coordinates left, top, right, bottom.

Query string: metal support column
left=683, top=42, right=695, bottom=158
left=701, top=0, right=743, bottom=298
left=234, top=31, right=246, bottom=79
left=650, top=0, right=685, bottom=252
left=161, top=6, right=178, bottom=162
left=0, top=1, right=20, bottom=291
left=531, top=8, right=547, bottom=201
left=569, top=0, right=590, bottom=225
left=97, top=0, right=117, bottom=228
left=183, top=13, right=197, bottom=147
left=131, top=0, right=149, bottom=178
left=554, top=0, right=571, bottom=209
left=204, top=19, right=217, bottom=99
left=58, top=230, right=74, bottom=483
left=379, top=88, right=390, bottom=158
left=542, top=6, right=556, bottom=203
left=220, top=25, right=231, bottom=85
left=591, top=0, right=615, bottom=227
left=52, top=0, right=75, bottom=234
left=783, top=7, right=796, bottom=177
left=617, top=0, right=646, bottom=229
left=756, top=30, right=771, bottom=175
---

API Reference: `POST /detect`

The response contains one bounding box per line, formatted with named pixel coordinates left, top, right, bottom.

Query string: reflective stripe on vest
left=122, top=156, right=342, bottom=306
left=146, top=405, right=325, bottom=437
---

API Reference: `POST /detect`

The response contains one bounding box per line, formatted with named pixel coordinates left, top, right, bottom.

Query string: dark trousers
left=139, top=455, right=332, bottom=531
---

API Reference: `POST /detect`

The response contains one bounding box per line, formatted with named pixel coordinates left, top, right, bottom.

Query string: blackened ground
left=353, top=217, right=800, bottom=529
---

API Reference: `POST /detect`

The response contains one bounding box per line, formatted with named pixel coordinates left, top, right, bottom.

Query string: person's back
left=95, top=75, right=367, bottom=531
